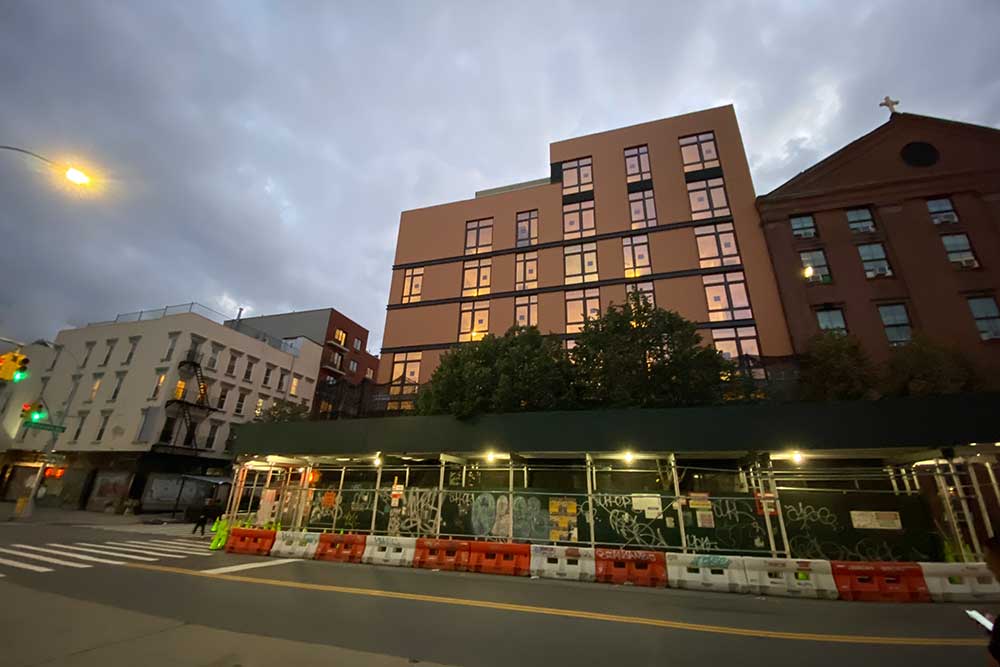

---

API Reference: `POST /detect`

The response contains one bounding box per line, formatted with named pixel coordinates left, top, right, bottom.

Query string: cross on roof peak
left=879, top=95, right=900, bottom=115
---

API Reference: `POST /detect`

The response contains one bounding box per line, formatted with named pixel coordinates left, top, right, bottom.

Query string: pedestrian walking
left=192, top=498, right=216, bottom=536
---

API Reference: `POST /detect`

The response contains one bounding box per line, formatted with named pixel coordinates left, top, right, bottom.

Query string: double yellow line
left=125, top=562, right=983, bottom=647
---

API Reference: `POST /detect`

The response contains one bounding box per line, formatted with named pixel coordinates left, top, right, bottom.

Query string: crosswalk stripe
left=128, top=540, right=213, bottom=555
left=100, top=542, right=187, bottom=559
left=0, top=547, right=91, bottom=568
left=16, top=545, right=125, bottom=565
left=148, top=539, right=212, bottom=549
left=0, top=555, right=52, bottom=572
left=66, top=544, right=160, bottom=562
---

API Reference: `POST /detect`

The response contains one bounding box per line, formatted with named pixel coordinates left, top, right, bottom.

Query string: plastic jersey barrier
left=270, top=531, right=321, bottom=559
left=362, top=535, right=417, bottom=568
left=315, top=534, right=367, bottom=563
left=414, top=538, right=471, bottom=571
left=530, top=545, right=596, bottom=582
left=224, top=528, right=277, bottom=556
left=918, top=562, right=1000, bottom=602
left=831, top=561, right=930, bottom=602
left=595, top=548, right=666, bottom=587
left=666, top=553, right=747, bottom=593
left=743, top=557, right=838, bottom=599
left=467, top=542, right=530, bottom=576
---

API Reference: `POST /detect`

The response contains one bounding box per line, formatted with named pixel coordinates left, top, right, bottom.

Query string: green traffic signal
left=30, top=410, right=44, bottom=422
left=12, top=370, right=28, bottom=383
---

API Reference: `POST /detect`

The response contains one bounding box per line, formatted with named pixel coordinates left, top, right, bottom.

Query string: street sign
left=23, top=422, right=66, bottom=433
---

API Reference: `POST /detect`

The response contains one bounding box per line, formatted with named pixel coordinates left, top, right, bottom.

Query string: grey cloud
left=1, top=1, right=998, bottom=353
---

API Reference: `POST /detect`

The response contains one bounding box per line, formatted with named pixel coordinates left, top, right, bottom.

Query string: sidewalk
left=0, top=580, right=453, bottom=666
left=0, top=504, right=143, bottom=526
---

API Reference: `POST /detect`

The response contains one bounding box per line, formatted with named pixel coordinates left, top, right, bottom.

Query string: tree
left=881, top=335, right=979, bottom=397
left=255, top=399, right=311, bottom=423
left=417, top=326, right=575, bottom=418
left=797, top=332, right=878, bottom=401
left=569, top=291, right=735, bottom=408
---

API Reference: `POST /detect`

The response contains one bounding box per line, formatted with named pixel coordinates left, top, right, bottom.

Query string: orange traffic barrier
left=595, top=548, right=667, bottom=587
left=224, top=528, right=276, bottom=556
left=467, top=541, right=530, bottom=576
left=414, top=538, right=471, bottom=571
left=831, top=561, right=930, bottom=602
left=315, top=533, right=367, bottom=563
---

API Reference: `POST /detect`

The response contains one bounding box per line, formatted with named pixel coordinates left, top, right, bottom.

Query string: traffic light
left=20, top=402, right=46, bottom=423
left=12, top=355, right=29, bottom=383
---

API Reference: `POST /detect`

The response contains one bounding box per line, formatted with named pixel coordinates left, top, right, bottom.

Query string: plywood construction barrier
left=315, top=533, right=367, bottom=563
left=362, top=535, right=417, bottom=567
left=595, top=549, right=666, bottom=587
left=414, top=538, right=471, bottom=571
left=270, top=531, right=321, bottom=559
left=530, top=545, right=596, bottom=582
left=918, top=562, right=1000, bottom=602
left=831, top=561, right=930, bottom=602
left=666, top=553, right=748, bottom=593
left=743, top=557, right=838, bottom=599
left=467, top=542, right=530, bottom=576
left=224, top=528, right=277, bottom=556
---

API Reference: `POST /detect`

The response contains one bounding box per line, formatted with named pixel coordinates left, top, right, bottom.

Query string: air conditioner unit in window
left=867, top=266, right=891, bottom=278
left=958, top=257, right=980, bottom=269
left=932, top=212, right=958, bottom=224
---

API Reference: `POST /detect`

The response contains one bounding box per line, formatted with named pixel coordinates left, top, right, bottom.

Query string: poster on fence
left=696, top=510, right=715, bottom=528
left=850, top=510, right=902, bottom=530
left=631, top=494, right=662, bottom=519
left=548, top=497, right=578, bottom=542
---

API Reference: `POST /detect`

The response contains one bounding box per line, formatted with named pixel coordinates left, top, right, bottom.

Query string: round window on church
left=900, top=142, right=939, bottom=167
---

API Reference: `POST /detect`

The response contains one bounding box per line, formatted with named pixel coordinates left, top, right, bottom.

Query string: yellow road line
left=124, top=562, right=982, bottom=647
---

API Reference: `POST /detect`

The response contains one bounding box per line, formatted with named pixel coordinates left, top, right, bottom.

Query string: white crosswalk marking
left=98, top=542, right=188, bottom=558
left=0, top=556, right=52, bottom=572
left=87, top=523, right=217, bottom=539
left=124, top=540, right=211, bottom=555
left=146, top=540, right=212, bottom=550
left=14, top=544, right=125, bottom=565
left=0, top=547, right=92, bottom=569
left=65, top=544, right=160, bottom=561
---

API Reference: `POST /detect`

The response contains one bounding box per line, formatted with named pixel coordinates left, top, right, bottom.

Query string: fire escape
left=164, top=349, right=219, bottom=448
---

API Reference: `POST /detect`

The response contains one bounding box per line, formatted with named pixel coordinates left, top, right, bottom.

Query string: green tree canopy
left=881, top=335, right=979, bottom=397
left=798, top=332, right=878, bottom=401
left=569, top=292, right=735, bottom=408
left=416, top=326, right=575, bottom=418
left=254, top=399, right=311, bottom=423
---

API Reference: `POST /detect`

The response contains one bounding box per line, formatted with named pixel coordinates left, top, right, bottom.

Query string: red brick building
left=757, top=112, right=1000, bottom=378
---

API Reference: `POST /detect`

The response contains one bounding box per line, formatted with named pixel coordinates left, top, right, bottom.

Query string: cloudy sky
left=1, top=1, right=998, bottom=353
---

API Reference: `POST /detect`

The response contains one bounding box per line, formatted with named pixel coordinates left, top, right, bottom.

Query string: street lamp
left=1, top=145, right=94, bottom=188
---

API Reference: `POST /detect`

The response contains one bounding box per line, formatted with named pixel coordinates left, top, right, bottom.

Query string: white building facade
left=0, top=304, right=321, bottom=510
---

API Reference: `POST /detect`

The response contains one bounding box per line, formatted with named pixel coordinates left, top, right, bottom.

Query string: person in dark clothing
left=984, top=536, right=1000, bottom=666
left=192, top=498, right=217, bottom=536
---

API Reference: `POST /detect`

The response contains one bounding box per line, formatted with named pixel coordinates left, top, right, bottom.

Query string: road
left=0, top=520, right=987, bottom=666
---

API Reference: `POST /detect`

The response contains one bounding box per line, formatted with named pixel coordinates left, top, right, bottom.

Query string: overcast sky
left=1, top=1, right=998, bottom=353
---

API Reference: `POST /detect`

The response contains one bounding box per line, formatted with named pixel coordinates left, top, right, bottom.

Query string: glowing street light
left=1, top=145, right=97, bottom=191
left=64, top=166, right=91, bottom=185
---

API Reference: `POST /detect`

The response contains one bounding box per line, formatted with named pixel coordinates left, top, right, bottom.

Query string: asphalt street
left=0, top=520, right=988, bottom=666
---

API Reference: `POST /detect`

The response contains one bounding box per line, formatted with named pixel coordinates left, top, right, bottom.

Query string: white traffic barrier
left=270, top=531, right=320, bottom=559
left=362, top=536, right=417, bottom=567
left=666, top=553, right=749, bottom=593
left=530, top=545, right=596, bottom=582
left=919, top=562, right=1000, bottom=602
left=742, top=557, right=838, bottom=599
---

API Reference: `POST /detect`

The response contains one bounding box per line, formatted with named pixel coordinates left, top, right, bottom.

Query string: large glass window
left=564, top=243, right=599, bottom=284
left=800, top=249, right=831, bottom=283
left=402, top=267, right=423, bottom=304
left=695, top=222, right=740, bottom=268
left=563, top=200, right=595, bottom=239
left=626, top=282, right=655, bottom=307
left=859, top=243, right=893, bottom=278
left=846, top=208, right=876, bottom=233
left=703, top=272, right=752, bottom=322
left=878, top=304, right=912, bottom=345
left=465, top=218, right=493, bottom=254
left=790, top=215, right=817, bottom=239
left=687, top=177, right=730, bottom=220
left=927, top=198, right=958, bottom=225
left=458, top=301, right=490, bottom=342
left=679, top=132, right=720, bottom=172
left=816, top=308, right=847, bottom=334
left=941, top=234, right=978, bottom=268
left=515, top=252, right=538, bottom=291
left=711, top=326, right=763, bottom=378
left=100, top=339, right=117, bottom=367
left=565, top=289, right=601, bottom=334
left=628, top=190, right=657, bottom=229
left=388, top=352, right=422, bottom=411
left=562, top=157, right=593, bottom=195
left=622, top=235, right=651, bottom=278
left=624, top=145, right=651, bottom=182
left=462, top=258, right=491, bottom=297
left=515, top=295, right=538, bottom=327
left=516, top=210, right=538, bottom=247
left=968, top=297, right=1000, bottom=340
